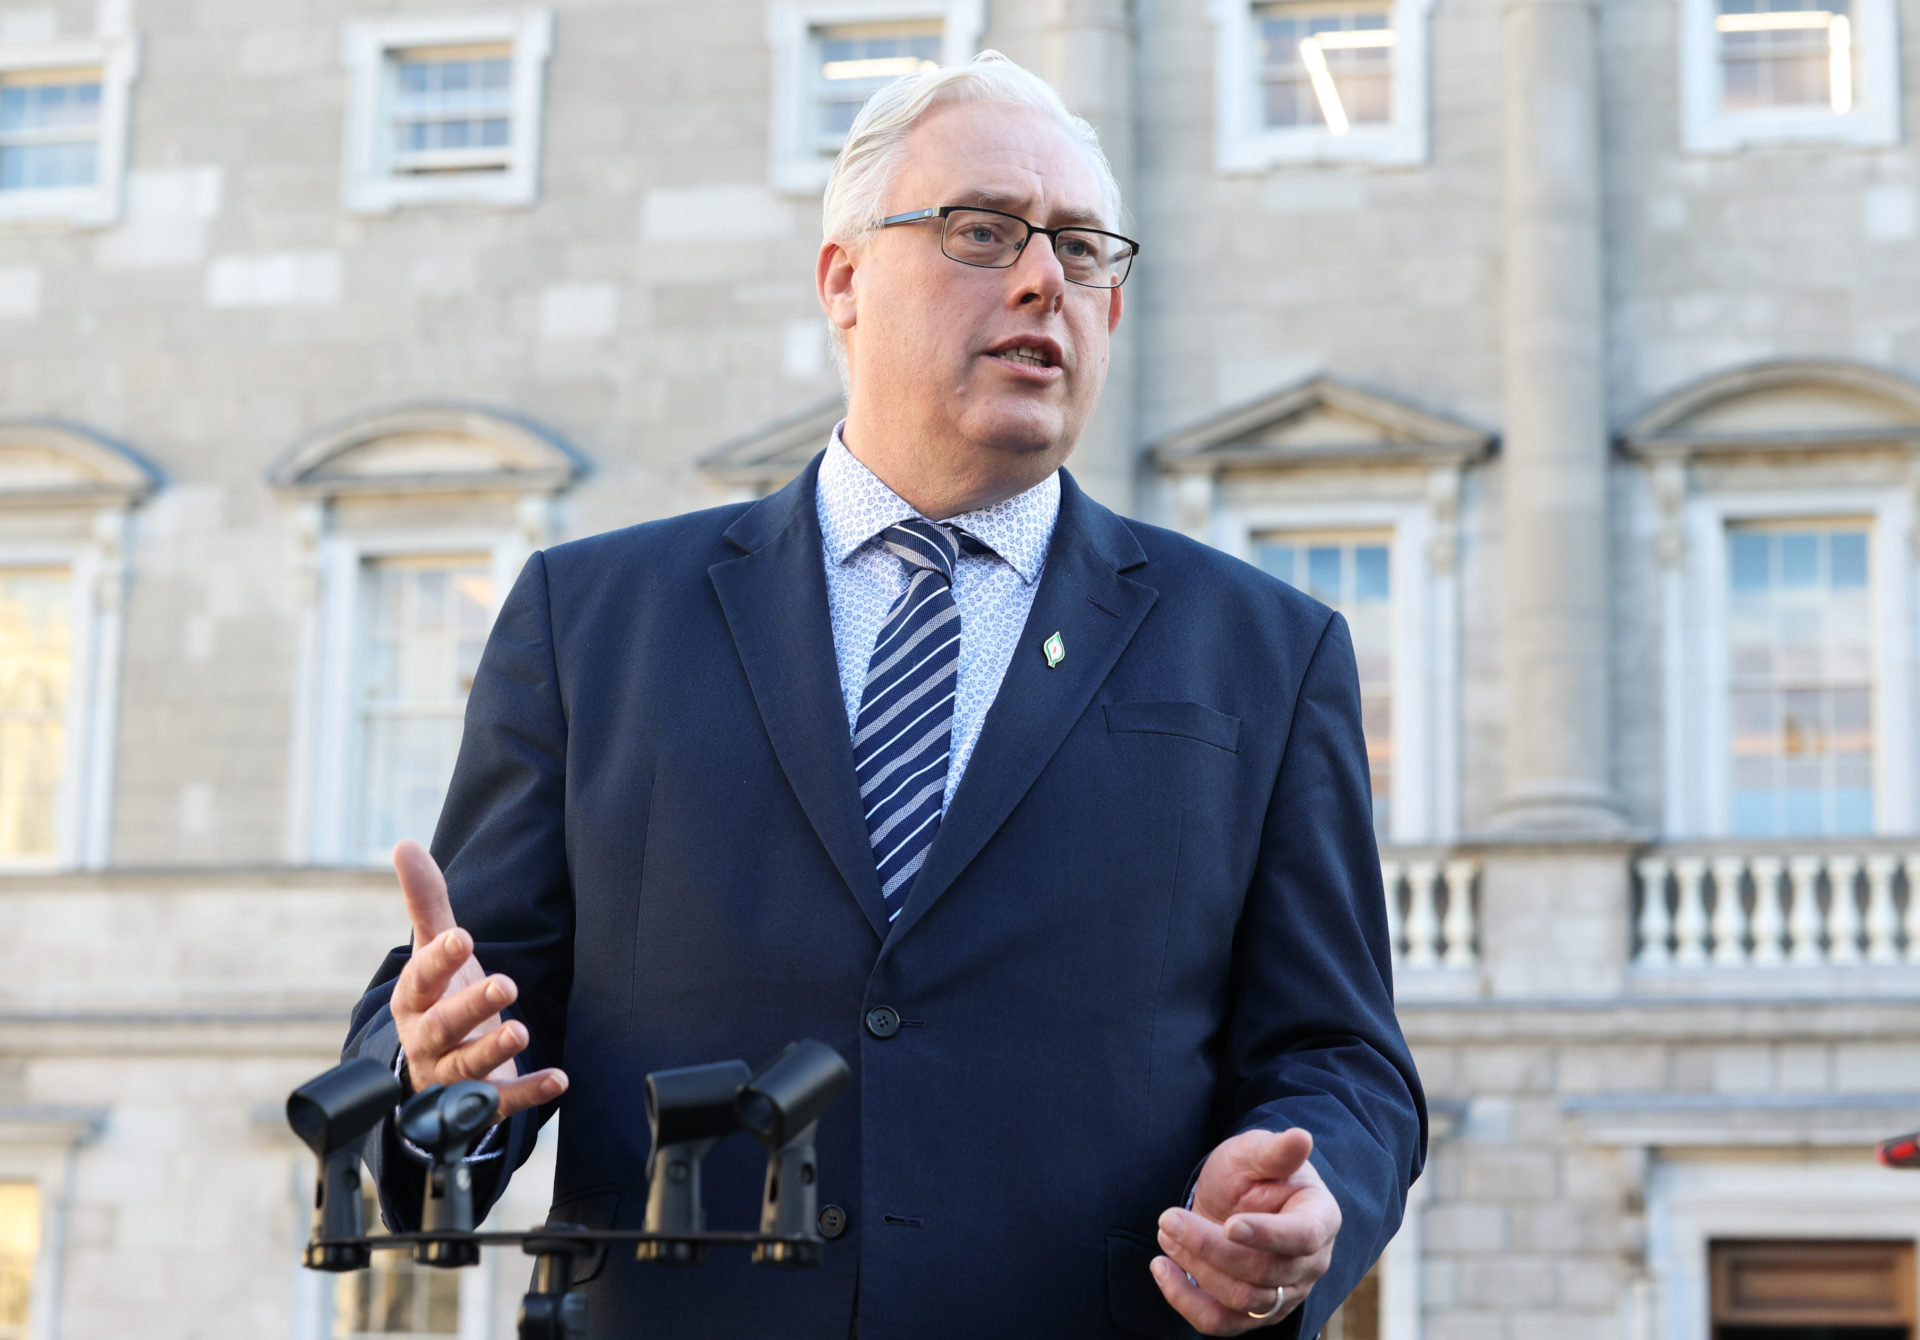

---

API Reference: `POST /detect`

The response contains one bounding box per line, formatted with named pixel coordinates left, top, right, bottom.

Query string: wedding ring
left=1246, top=1285, right=1285, bottom=1320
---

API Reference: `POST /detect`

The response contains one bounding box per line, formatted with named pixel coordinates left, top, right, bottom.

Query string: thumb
left=394, top=839, right=458, bottom=947
left=1250, top=1127, right=1314, bottom=1183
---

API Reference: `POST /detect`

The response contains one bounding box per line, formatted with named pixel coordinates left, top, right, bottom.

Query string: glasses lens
left=940, top=210, right=1024, bottom=268
left=1055, top=230, right=1132, bottom=289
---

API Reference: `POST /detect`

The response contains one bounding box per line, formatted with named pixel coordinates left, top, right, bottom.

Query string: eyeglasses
left=871, top=205, right=1139, bottom=289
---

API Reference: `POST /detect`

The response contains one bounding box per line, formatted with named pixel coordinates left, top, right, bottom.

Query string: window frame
left=340, top=10, right=553, bottom=216
left=1679, top=0, right=1902, bottom=151
left=1672, top=486, right=1914, bottom=839
left=1223, top=497, right=1451, bottom=845
left=1207, top=0, right=1432, bottom=171
left=305, top=530, right=520, bottom=868
left=0, top=34, right=138, bottom=227
left=764, top=0, right=984, bottom=195
left=0, top=1108, right=104, bottom=1340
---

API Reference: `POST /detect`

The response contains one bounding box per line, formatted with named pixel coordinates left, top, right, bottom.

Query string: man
left=346, top=52, right=1425, bottom=1339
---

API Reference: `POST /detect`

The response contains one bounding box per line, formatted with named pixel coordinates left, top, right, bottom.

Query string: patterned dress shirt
left=815, top=424, right=1060, bottom=812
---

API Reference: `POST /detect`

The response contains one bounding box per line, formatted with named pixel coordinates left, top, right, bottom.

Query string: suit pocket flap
left=1104, top=701, right=1241, bottom=754
left=1106, top=1230, right=1198, bottom=1339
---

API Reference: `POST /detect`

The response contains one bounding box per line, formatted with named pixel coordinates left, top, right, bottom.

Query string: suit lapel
left=884, top=471, right=1158, bottom=948
left=709, top=457, right=891, bottom=942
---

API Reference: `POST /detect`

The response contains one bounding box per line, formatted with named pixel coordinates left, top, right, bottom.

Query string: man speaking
left=345, top=51, right=1425, bottom=1339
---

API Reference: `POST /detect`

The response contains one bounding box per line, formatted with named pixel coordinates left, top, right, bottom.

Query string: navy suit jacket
left=345, top=455, right=1426, bottom=1339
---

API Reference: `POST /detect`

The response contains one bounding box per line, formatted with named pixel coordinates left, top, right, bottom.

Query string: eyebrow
left=957, top=189, right=1108, bottom=230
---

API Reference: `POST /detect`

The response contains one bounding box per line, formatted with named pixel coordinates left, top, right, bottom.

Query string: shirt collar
left=815, top=422, right=1059, bottom=585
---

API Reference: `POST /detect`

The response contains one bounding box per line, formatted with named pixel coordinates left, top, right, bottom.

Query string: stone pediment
left=0, top=420, right=160, bottom=507
left=1621, top=360, right=1920, bottom=459
left=268, top=403, right=584, bottom=498
left=698, top=396, right=844, bottom=492
left=1150, top=375, right=1494, bottom=473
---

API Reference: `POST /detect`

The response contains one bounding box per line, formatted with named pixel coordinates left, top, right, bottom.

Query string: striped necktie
left=854, top=519, right=978, bottom=917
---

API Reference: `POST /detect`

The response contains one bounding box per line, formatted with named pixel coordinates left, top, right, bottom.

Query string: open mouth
left=989, top=343, right=1058, bottom=370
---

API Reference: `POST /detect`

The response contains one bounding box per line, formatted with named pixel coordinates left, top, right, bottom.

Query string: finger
left=1224, top=1194, right=1342, bottom=1261
left=392, top=927, right=474, bottom=1020
left=1157, top=1211, right=1290, bottom=1313
left=492, top=1068, right=569, bottom=1121
left=429, top=1017, right=530, bottom=1086
left=1149, top=1254, right=1259, bottom=1336
left=1246, top=1128, right=1314, bottom=1183
left=414, top=973, right=516, bottom=1058
left=395, top=839, right=458, bottom=947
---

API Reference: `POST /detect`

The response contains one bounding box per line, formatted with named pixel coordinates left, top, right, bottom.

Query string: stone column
left=1046, top=0, right=1136, bottom=514
left=1493, top=0, right=1624, bottom=834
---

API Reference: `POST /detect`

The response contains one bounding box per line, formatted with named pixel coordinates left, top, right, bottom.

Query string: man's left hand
left=1150, top=1127, right=1342, bottom=1334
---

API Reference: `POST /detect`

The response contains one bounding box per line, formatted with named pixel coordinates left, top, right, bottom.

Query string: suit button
left=864, top=1006, right=901, bottom=1039
left=818, top=1204, right=848, bottom=1239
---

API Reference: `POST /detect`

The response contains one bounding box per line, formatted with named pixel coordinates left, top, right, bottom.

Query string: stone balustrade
left=1381, top=851, right=1481, bottom=970
left=1633, top=845, right=1920, bottom=968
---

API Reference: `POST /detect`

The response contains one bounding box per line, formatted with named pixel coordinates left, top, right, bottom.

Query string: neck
left=840, top=409, right=1061, bottom=521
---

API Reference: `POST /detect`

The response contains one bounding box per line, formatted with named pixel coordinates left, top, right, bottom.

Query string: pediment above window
left=267, top=403, right=584, bottom=498
left=1621, top=360, right=1920, bottom=460
left=0, top=420, right=159, bottom=507
left=698, top=396, right=844, bottom=494
left=1150, top=375, right=1494, bottom=474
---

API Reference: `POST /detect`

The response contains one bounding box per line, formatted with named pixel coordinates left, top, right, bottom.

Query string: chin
left=961, top=400, right=1071, bottom=457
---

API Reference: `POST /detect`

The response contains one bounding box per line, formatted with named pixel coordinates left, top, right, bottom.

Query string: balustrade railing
left=1381, top=852, right=1481, bottom=971
left=1632, top=845, right=1920, bottom=968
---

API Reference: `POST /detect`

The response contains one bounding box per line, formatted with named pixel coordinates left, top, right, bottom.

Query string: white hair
left=819, top=50, right=1125, bottom=389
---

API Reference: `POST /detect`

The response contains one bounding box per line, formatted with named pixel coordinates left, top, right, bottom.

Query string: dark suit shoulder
left=1117, top=514, right=1338, bottom=647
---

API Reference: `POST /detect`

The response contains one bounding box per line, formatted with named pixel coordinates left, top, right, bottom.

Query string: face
left=819, top=100, right=1124, bottom=506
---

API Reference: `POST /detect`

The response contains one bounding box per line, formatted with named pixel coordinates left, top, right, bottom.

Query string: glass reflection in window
left=1253, top=0, right=1395, bottom=134
left=0, top=568, right=70, bottom=862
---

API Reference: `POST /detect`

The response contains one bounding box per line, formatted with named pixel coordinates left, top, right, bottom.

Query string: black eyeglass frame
left=871, top=205, right=1140, bottom=289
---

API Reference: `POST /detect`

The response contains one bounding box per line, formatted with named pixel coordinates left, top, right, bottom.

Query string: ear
left=817, top=240, right=858, bottom=335
left=1107, top=281, right=1123, bottom=335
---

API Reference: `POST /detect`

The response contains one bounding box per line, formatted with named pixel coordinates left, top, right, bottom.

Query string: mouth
left=983, top=336, right=1065, bottom=379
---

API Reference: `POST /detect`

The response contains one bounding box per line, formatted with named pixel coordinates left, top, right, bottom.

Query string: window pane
left=356, top=557, right=494, bottom=860
left=389, top=45, right=514, bottom=173
left=1724, top=523, right=1873, bottom=837
left=808, top=21, right=943, bottom=152
left=0, top=1183, right=37, bottom=1340
left=1254, top=542, right=1296, bottom=587
left=1715, top=0, right=1856, bottom=114
left=1255, top=0, right=1396, bottom=132
left=0, top=569, right=70, bottom=862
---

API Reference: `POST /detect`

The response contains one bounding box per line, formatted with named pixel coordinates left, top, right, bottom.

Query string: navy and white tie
left=854, top=520, right=974, bottom=917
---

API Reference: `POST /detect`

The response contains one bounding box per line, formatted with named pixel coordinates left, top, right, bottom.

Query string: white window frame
left=1221, top=497, right=1457, bottom=845
left=1207, top=0, right=1431, bottom=171
left=1679, top=0, right=1902, bottom=151
left=0, top=1108, right=104, bottom=1340
left=1666, top=486, right=1914, bottom=838
left=299, top=529, right=524, bottom=868
left=1647, top=1156, right=1920, bottom=1340
left=0, top=520, right=127, bottom=874
left=765, top=0, right=983, bottom=195
left=0, top=34, right=138, bottom=227
left=340, top=10, right=553, bottom=216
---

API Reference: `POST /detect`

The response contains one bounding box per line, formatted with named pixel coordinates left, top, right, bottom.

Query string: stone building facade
left=3, top=0, right=1920, bottom=1336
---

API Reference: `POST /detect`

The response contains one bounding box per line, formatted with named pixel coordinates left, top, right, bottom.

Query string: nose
left=1008, top=233, right=1067, bottom=309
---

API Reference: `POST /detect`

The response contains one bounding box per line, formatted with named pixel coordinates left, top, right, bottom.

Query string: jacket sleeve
left=342, top=549, right=575, bottom=1230
left=1219, top=610, right=1429, bottom=1339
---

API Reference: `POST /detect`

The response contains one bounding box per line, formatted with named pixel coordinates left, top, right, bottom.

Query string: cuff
left=390, top=1046, right=506, bottom=1164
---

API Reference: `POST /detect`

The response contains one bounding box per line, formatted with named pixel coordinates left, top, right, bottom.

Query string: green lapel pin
left=1042, top=631, right=1066, bottom=668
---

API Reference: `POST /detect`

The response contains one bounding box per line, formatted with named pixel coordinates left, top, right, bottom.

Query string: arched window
left=0, top=420, right=156, bottom=869
left=268, top=404, right=583, bottom=866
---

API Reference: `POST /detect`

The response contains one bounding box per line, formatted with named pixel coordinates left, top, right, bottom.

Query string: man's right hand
left=390, top=838, right=569, bottom=1121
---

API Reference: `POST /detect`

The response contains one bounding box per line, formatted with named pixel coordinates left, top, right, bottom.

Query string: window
left=1209, top=0, right=1431, bottom=169
left=353, top=555, right=494, bottom=862
left=1680, top=0, right=1899, bottom=149
left=335, top=1186, right=461, bottom=1338
left=1727, top=523, right=1874, bottom=837
left=1255, top=534, right=1394, bottom=840
left=0, top=568, right=71, bottom=863
left=0, top=1183, right=35, bottom=1340
left=0, top=35, right=137, bottom=225
left=1711, top=1239, right=1915, bottom=1337
left=341, top=11, right=552, bottom=214
left=766, top=0, right=982, bottom=193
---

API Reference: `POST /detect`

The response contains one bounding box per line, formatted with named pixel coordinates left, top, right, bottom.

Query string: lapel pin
left=1042, top=631, right=1066, bottom=668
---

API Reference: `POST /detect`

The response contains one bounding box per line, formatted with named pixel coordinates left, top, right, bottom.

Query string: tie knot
left=881, top=519, right=983, bottom=583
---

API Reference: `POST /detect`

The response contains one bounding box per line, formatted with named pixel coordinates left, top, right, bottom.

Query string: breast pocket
left=1103, top=701, right=1240, bottom=754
